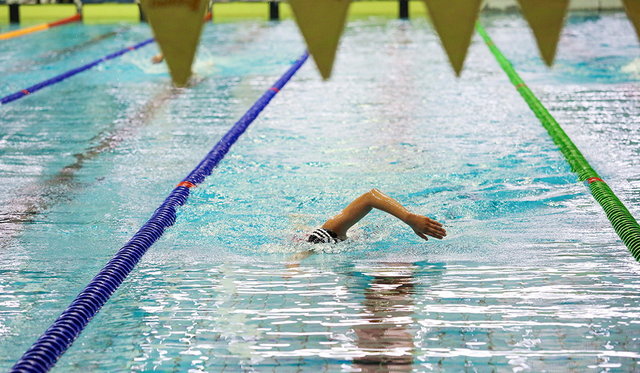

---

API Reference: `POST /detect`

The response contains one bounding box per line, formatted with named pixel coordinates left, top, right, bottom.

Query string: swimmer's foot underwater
left=288, top=189, right=447, bottom=265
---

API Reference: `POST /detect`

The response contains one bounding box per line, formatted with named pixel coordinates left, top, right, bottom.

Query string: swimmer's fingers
left=406, top=213, right=447, bottom=240
left=427, top=223, right=447, bottom=238
left=425, top=217, right=446, bottom=234
left=422, top=224, right=446, bottom=240
left=414, top=226, right=444, bottom=240
left=420, top=228, right=444, bottom=240
left=414, top=231, right=429, bottom=241
left=426, top=217, right=443, bottom=227
left=417, top=219, right=446, bottom=238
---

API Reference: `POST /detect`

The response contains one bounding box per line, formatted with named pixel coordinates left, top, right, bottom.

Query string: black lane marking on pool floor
left=0, top=86, right=181, bottom=249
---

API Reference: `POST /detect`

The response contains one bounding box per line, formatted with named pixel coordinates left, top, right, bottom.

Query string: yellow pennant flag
left=423, top=0, right=482, bottom=76
left=141, top=0, right=208, bottom=87
left=517, top=0, right=569, bottom=66
left=623, top=0, right=640, bottom=42
left=289, top=0, right=351, bottom=80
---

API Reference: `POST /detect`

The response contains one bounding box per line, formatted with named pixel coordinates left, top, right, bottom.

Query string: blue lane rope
left=1, top=38, right=154, bottom=105
left=10, top=52, right=309, bottom=373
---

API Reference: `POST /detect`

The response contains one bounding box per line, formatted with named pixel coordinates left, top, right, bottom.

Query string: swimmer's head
left=307, top=228, right=341, bottom=244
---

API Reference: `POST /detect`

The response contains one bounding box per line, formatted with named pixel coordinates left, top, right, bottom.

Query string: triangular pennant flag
left=623, top=0, right=640, bottom=42
left=423, top=0, right=482, bottom=76
left=289, top=0, right=351, bottom=80
left=517, top=0, right=569, bottom=66
left=141, top=0, right=208, bottom=87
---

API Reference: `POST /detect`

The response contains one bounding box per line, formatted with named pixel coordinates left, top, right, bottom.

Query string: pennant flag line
left=141, top=0, right=208, bottom=87
left=517, top=0, right=569, bottom=66
left=422, top=0, right=482, bottom=76
left=289, top=0, right=352, bottom=79
left=623, top=0, right=640, bottom=42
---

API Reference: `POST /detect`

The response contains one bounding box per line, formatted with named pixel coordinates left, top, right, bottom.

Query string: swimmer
left=307, top=189, right=446, bottom=244
left=151, top=53, right=164, bottom=64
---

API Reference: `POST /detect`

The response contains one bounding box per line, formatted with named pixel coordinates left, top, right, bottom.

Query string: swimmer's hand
left=405, top=213, right=446, bottom=241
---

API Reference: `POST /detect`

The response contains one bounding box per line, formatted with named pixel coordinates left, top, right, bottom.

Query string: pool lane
left=0, top=20, right=295, bottom=371
left=1, top=13, right=639, bottom=372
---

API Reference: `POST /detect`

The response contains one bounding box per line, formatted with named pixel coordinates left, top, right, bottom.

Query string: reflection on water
left=38, top=259, right=638, bottom=372
left=351, top=263, right=417, bottom=372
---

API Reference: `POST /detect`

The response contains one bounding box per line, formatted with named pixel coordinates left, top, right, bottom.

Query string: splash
left=621, top=57, right=640, bottom=78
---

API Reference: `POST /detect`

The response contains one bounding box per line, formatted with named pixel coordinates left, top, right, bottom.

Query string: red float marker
left=177, top=181, right=197, bottom=188
left=48, top=13, right=82, bottom=28
left=587, top=177, right=604, bottom=184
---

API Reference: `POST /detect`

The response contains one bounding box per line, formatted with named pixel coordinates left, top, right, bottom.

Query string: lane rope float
left=0, top=13, right=82, bottom=41
left=1, top=37, right=155, bottom=105
left=9, top=52, right=308, bottom=373
left=476, top=23, right=640, bottom=261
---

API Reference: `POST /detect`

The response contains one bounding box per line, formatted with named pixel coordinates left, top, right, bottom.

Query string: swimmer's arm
left=321, top=189, right=447, bottom=241
left=286, top=250, right=314, bottom=269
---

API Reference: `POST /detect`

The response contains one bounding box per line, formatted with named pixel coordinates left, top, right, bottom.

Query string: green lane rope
left=476, top=23, right=640, bottom=261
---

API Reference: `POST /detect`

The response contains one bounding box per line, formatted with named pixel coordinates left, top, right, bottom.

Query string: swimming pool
left=1, top=11, right=639, bottom=372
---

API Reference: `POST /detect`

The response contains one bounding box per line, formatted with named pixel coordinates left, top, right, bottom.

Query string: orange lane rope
left=0, top=13, right=81, bottom=41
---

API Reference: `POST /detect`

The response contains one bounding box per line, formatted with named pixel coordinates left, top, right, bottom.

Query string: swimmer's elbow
left=361, top=188, right=383, bottom=207
left=367, top=188, right=384, bottom=200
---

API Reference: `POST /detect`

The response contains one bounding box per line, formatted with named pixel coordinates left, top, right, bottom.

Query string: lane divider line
left=1, top=38, right=155, bottom=105
left=0, top=13, right=82, bottom=41
left=9, top=52, right=308, bottom=373
left=1, top=11, right=214, bottom=105
left=476, top=23, right=640, bottom=261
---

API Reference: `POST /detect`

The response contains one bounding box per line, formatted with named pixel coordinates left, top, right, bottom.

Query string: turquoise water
left=1, top=12, right=640, bottom=372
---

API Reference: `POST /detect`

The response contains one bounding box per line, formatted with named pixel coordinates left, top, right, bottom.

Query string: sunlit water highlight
left=1, top=12, right=639, bottom=372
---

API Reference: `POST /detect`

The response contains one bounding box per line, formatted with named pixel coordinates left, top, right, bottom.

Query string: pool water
left=1, top=12, right=639, bottom=372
